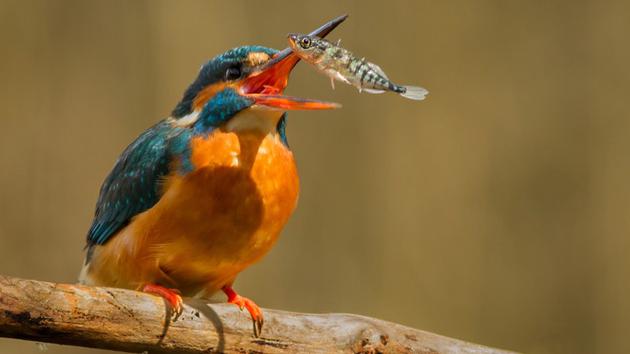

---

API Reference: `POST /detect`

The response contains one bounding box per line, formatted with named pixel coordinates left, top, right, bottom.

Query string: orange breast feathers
left=88, top=129, right=299, bottom=295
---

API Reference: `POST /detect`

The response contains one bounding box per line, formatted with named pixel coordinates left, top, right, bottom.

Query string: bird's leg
left=330, top=77, right=336, bottom=90
left=142, top=284, right=183, bottom=319
left=222, top=285, right=263, bottom=337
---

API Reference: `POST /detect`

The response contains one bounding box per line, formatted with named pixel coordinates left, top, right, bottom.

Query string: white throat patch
left=224, top=105, right=284, bottom=134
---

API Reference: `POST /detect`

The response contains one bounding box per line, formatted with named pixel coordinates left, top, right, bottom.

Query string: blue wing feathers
left=86, top=121, right=189, bottom=246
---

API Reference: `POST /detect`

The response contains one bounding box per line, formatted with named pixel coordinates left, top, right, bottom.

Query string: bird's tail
left=400, top=85, right=429, bottom=101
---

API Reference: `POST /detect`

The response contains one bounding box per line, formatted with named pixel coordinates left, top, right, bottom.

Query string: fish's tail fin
left=400, top=85, right=429, bottom=101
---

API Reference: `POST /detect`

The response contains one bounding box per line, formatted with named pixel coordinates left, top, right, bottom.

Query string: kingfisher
left=79, top=16, right=346, bottom=336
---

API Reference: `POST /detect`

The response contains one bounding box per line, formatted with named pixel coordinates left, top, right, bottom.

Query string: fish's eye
left=225, top=65, right=241, bottom=81
left=300, top=37, right=311, bottom=49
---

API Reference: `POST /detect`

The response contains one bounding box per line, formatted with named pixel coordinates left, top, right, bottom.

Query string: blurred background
left=1, top=1, right=629, bottom=353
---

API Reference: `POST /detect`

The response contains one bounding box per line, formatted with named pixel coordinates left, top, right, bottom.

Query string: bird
left=79, top=16, right=346, bottom=336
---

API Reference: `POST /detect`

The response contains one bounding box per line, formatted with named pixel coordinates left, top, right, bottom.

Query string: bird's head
left=170, top=16, right=346, bottom=135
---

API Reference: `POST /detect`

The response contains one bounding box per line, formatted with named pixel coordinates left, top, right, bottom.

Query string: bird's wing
left=86, top=121, right=189, bottom=246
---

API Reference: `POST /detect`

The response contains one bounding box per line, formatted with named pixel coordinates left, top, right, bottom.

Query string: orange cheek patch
left=247, top=52, right=270, bottom=67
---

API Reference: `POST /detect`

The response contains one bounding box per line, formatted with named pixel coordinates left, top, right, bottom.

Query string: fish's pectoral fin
left=330, top=71, right=351, bottom=87
left=324, top=69, right=350, bottom=89
left=337, top=73, right=351, bottom=85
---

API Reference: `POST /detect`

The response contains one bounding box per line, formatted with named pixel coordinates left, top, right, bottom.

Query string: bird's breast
left=92, top=128, right=300, bottom=294
left=156, top=129, right=299, bottom=284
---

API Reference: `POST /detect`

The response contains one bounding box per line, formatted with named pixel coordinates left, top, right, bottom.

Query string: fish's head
left=288, top=33, right=326, bottom=63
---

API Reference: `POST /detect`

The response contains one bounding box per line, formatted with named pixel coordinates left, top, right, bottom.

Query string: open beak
left=238, top=14, right=347, bottom=110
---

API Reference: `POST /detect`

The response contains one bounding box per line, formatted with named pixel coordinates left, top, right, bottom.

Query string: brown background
left=1, top=1, right=629, bottom=353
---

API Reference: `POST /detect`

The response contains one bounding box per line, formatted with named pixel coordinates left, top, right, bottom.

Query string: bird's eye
left=225, top=66, right=241, bottom=81
left=300, top=37, right=311, bottom=49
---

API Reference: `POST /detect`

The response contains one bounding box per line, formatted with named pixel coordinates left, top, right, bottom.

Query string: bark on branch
left=0, top=275, right=514, bottom=353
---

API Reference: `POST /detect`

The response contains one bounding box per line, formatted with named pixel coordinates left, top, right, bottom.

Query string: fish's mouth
left=238, top=14, right=347, bottom=111
left=286, top=33, right=300, bottom=50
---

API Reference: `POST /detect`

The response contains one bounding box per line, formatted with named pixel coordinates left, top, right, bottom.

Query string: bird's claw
left=230, top=294, right=264, bottom=337
left=253, top=314, right=264, bottom=338
left=223, top=286, right=264, bottom=337
left=142, top=284, right=184, bottom=320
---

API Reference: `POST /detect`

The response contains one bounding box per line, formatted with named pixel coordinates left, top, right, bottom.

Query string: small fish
left=288, top=33, right=428, bottom=101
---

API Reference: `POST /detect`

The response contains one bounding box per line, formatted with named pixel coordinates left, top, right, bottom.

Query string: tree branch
left=0, top=275, right=514, bottom=353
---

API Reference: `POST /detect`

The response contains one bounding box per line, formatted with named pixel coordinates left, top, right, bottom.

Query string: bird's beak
left=239, top=14, right=348, bottom=110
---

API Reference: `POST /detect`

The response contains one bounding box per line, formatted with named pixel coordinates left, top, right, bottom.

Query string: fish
left=288, top=33, right=428, bottom=101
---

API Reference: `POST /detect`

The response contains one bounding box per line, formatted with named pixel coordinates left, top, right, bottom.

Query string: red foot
left=143, top=284, right=183, bottom=319
left=222, top=285, right=263, bottom=337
